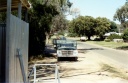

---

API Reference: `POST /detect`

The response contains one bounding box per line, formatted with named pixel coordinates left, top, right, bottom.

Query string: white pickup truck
left=56, top=40, right=78, bottom=61
left=80, top=36, right=86, bottom=41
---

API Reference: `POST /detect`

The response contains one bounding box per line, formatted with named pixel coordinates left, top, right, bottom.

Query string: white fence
left=29, top=64, right=61, bottom=83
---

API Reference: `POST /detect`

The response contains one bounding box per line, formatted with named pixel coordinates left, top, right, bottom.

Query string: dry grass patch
left=101, top=64, right=128, bottom=80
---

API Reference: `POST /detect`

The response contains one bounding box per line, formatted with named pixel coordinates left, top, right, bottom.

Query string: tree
left=41, top=0, right=72, bottom=44
left=83, top=16, right=95, bottom=40
left=95, top=17, right=111, bottom=39
left=68, top=16, right=85, bottom=37
left=70, top=8, right=80, bottom=18
left=51, top=15, right=68, bottom=35
left=28, top=0, right=59, bottom=55
left=28, top=0, right=71, bottom=56
left=122, top=28, right=128, bottom=41
left=68, top=15, right=95, bottom=40
left=113, top=1, right=128, bottom=29
left=109, top=21, right=118, bottom=32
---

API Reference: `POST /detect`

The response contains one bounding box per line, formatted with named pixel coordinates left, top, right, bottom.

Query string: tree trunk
left=45, top=32, right=49, bottom=44
left=100, top=36, right=104, bottom=40
left=87, top=36, right=91, bottom=40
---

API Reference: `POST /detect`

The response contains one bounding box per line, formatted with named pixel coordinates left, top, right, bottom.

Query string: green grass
left=66, top=37, right=128, bottom=50
left=86, top=41, right=128, bottom=50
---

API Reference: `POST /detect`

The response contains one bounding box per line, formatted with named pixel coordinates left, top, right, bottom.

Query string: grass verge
left=101, top=64, right=128, bottom=80
left=86, top=41, right=128, bottom=50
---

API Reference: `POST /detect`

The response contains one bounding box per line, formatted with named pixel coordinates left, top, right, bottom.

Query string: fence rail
left=30, top=64, right=61, bottom=83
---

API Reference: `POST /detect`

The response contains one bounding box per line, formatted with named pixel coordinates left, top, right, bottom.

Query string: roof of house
left=0, top=0, right=30, bottom=12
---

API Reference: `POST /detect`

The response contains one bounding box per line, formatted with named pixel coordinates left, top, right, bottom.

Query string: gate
left=28, top=64, right=61, bottom=83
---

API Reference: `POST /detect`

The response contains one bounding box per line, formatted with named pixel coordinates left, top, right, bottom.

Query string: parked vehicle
left=80, top=36, right=86, bottom=41
left=52, top=38, right=59, bottom=49
left=52, top=36, right=66, bottom=49
left=60, top=36, right=66, bottom=40
left=56, top=40, right=78, bottom=61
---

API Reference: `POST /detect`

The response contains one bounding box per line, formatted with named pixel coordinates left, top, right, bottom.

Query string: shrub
left=58, top=31, right=64, bottom=36
left=68, top=33, right=77, bottom=37
left=107, top=34, right=122, bottom=41
left=94, top=38, right=102, bottom=41
left=104, top=38, right=111, bottom=42
left=122, top=29, right=128, bottom=41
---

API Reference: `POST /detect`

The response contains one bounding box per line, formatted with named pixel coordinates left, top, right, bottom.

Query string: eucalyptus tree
left=51, top=15, right=68, bottom=35
left=43, top=0, right=72, bottom=43
left=114, top=1, right=128, bottom=29
left=50, top=0, right=72, bottom=32
left=95, top=17, right=111, bottom=39
left=28, top=0, right=70, bottom=55
left=68, top=19, right=75, bottom=34
left=70, top=8, right=80, bottom=18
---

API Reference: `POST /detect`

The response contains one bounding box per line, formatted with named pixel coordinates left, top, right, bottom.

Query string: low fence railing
left=28, top=64, right=61, bottom=83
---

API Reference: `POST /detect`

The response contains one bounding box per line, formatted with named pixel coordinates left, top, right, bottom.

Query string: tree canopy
left=95, top=17, right=111, bottom=39
left=109, top=21, right=118, bottom=32
left=28, top=0, right=71, bottom=56
left=114, top=1, right=128, bottom=30
left=68, top=16, right=111, bottom=40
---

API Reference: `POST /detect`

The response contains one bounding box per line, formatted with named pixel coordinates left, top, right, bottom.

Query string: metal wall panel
left=0, top=24, right=6, bottom=82
left=7, top=14, right=29, bottom=83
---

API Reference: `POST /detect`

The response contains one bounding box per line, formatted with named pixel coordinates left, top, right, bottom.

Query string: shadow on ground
left=44, top=44, right=56, bottom=57
left=78, top=48, right=104, bottom=53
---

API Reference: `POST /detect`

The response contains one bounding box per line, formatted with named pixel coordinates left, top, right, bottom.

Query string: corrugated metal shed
left=0, top=0, right=30, bottom=12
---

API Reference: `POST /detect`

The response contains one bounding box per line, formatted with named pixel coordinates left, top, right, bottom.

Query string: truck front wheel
left=74, top=57, right=78, bottom=61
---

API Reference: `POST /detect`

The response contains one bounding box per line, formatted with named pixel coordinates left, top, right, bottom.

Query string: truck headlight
left=54, top=45, right=56, bottom=47
left=57, top=50, right=62, bottom=56
left=73, top=50, right=78, bottom=56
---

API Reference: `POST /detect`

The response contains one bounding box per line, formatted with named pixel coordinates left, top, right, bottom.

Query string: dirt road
left=28, top=44, right=128, bottom=83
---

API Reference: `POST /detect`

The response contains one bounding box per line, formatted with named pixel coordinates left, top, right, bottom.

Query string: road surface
left=78, top=41, right=128, bottom=69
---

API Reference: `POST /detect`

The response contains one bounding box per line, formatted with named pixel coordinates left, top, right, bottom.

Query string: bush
left=104, top=38, right=111, bottom=42
left=94, top=38, right=102, bottom=41
left=68, top=33, right=78, bottom=37
left=122, top=29, right=128, bottom=41
left=107, top=34, right=122, bottom=41
left=58, top=31, right=64, bottom=36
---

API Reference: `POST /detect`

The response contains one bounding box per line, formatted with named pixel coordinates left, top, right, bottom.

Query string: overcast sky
left=66, top=0, right=126, bottom=24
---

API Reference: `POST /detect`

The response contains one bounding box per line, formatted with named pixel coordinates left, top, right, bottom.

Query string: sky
left=66, top=0, right=126, bottom=24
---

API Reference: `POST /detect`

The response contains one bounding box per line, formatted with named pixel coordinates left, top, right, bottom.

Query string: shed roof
left=0, top=0, right=30, bottom=12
